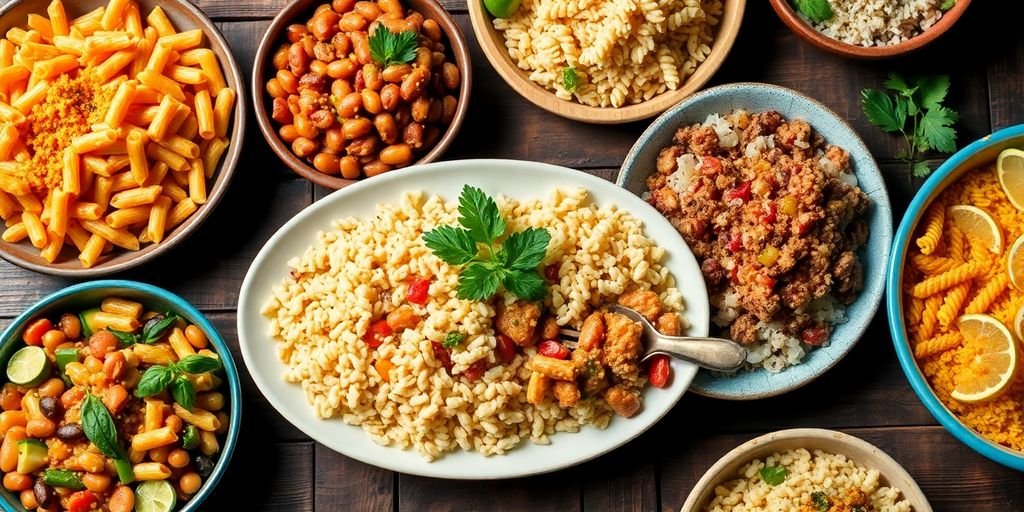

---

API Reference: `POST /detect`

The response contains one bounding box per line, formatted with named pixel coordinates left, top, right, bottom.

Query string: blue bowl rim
left=0, top=280, right=243, bottom=510
left=617, top=81, right=893, bottom=400
left=886, top=123, right=1024, bottom=471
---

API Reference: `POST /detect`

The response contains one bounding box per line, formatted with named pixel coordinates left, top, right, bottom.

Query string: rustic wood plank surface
left=1, top=0, right=1022, bottom=511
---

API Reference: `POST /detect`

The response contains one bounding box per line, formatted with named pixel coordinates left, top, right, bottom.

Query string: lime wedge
left=7, top=346, right=50, bottom=387
left=483, top=0, right=521, bottom=18
left=135, top=480, right=177, bottom=512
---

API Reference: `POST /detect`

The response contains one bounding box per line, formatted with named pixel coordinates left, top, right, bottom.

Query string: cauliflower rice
left=707, top=448, right=912, bottom=512
left=261, top=188, right=684, bottom=460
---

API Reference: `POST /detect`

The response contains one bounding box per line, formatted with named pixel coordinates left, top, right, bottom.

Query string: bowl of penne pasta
left=0, top=0, right=245, bottom=276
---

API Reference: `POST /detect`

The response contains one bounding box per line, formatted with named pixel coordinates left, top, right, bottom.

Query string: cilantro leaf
left=498, top=227, right=551, bottom=271
left=423, top=225, right=478, bottom=265
left=915, top=74, right=950, bottom=110
left=759, top=465, right=788, bottom=486
left=883, top=73, right=913, bottom=95
left=457, top=262, right=503, bottom=301
left=457, top=185, right=506, bottom=244
left=368, top=25, right=419, bottom=68
left=860, top=88, right=904, bottom=133
left=912, top=161, right=932, bottom=178
left=940, top=0, right=955, bottom=10
left=443, top=331, right=465, bottom=349
left=792, top=0, right=832, bottom=23
left=919, top=107, right=958, bottom=153
left=562, top=67, right=579, bottom=93
left=503, top=269, right=547, bottom=301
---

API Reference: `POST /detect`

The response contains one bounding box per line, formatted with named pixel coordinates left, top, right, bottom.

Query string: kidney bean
left=288, top=42, right=309, bottom=74
left=402, top=122, right=423, bottom=148
left=313, top=153, right=341, bottom=174
left=339, top=11, right=368, bottom=32
left=310, top=11, right=340, bottom=40
left=39, top=396, right=61, bottom=421
left=33, top=481, right=53, bottom=509
left=286, top=24, right=308, bottom=43
left=363, top=159, right=392, bottom=177
left=361, top=89, right=382, bottom=114
left=332, top=0, right=356, bottom=12
left=410, top=97, right=429, bottom=122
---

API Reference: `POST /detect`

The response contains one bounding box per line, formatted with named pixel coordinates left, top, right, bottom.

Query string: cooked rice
left=261, top=188, right=684, bottom=460
left=706, top=448, right=912, bottom=512
left=806, top=0, right=944, bottom=47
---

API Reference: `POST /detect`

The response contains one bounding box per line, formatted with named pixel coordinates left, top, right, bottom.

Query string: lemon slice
left=997, top=148, right=1024, bottom=211
left=134, top=480, right=177, bottom=512
left=1009, top=234, right=1024, bottom=291
left=948, top=205, right=1003, bottom=254
left=1015, top=305, right=1024, bottom=342
left=6, top=346, right=50, bottom=387
left=950, top=314, right=1019, bottom=403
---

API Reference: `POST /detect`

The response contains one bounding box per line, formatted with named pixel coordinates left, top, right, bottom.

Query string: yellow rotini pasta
left=965, top=274, right=1009, bottom=315
left=914, top=331, right=963, bottom=360
left=905, top=296, right=925, bottom=326
left=909, top=261, right=984, bottom=298
left=911, top=254, right=958, bottom=275
left=919, top=294, right=943, bottom=341
left=948, top=225, right=964, bottom=261
left=916, top=202, right=945, bottom=255
left=937, top=282, right=970, bottom=330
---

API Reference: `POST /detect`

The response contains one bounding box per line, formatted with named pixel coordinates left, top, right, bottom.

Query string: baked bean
left=294, top=114, right=319, bottom=139
left=426, top=99, right=442, bottom=123
left=0, top=385, right=21, bottom=412
left=403, top=122, right=424, bottom=148
left=339, top=156, right=362, bottom=179
left=423, top=125, right=441, bottom=148
left=279, top=124, right=300, bottom=143
left=287, top=95, right=301, bottom=115
left=351, top=31, right=371, bottom=64
left=266, top=78, right=286, bottom=99
left=363, top=159, right=392, bottom=177
left=382, top=64, right=412, bottom=83
left=373, top=113, right=399, bottom=143
left=58, top=314, right=80, bottom=341
left=82, top=473, right=111, bottom=494
left=109, top=486, right=134, bottom=512
left=378, top=18, right=414, bottom=33
left=378, top=0, right=403, bottom=14
left=400, top=68, right=430, bottom=101
left=310, top=10, right=340, bottom=40
left=277, top=70, right=298, bottom=93
left=339, top=11, right=368, bottom=32
left=422, top=19, right=441, bottom=42
left=3, top=472, right=31, bottom=492
left=380, top=84, right=400, bottom=111
left=42, top=330, right=66, bottom=354
left=342, top=118, right=373, bottom=140
left=337, top=92, right=363, bottom=117
left=103, top=352, right=126, bottom=382
left=432, top=41, right=445, bottom=53
left=411, top=97, right=429, bottom=122
left=414, top=47, right=432, bottom=70
left=354, top=1, right=382, bottom=21
left=354, top=69, right=365, bottom=91
left=331, top=32, right=352, bottom=56
left=272, top=45, right=290, bottom=69
left=310, top=110, right=334, bottom=131
left=288, top=42, right=309, bottom=74
left=89, top=331, right=118, bottom=359
left=442, top=95, right=457, bottom=124
left=20, top=489, right=37, bottom=509
left=380, top=144, right=413, bottom=166
left=361, top=89, right=383, bottom=114
left=313, top=42, right=335, bottom=63
left=313, top=153, right=341, bottom=174
left=272, top=97, right=293, bottom=124
left=405, top=11, right=424, bottom=30
left=26, top=418, right=56, bottom=438
left=0, top=411, right=25, bottom=436
left=286, top=24, right=308, bottom=43
left=327, top=58, right=357, bottom=79
left=363, top=63, right=383, bottom=91
left=347, top=136, right=378, bottom=156
left=37, top=378, right=64, bottom=399
left=394, top=105, right=411, bottom=126
left=442, top=62, right=460, bottom=90
left=332, top=0, right=356, bottom=13
left=314, top=3, right=333, bottom=16
left=302, top=36, right=317, bottom=57
left=292, top=137, right=319, bottom=157
left=331, top=78, right=353, bottom=98
left=325, top=127, right=345, bottom=152
left=309, top=60, right=329, bottom=77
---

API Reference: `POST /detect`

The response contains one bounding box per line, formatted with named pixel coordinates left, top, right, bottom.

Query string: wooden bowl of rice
left=466, top=0, right=746, bottom=124
left=681, top=428, right=932, bottom=512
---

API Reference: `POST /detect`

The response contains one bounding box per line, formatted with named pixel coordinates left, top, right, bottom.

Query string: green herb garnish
left=135, top=354, right=221, bottom=411
left=105, top=312, right=179, bottom=346
left=443, top=332, right=466, bottom=349
left=369, top=25, right=418, bottom=68
left=939, top=0, right=955, bottom=10
left=792, top=0, right=832, bottom=23
left=861, top=73, right=958, bottom=178
left=562, top=67, right=579, bottom=93
left=810, top=491, right=831, bottom=511
left=80, top=394, right=133, bottom=483
left=759, top=465, right=788, bottom=486
left=423, top=186, right=551, bottom=302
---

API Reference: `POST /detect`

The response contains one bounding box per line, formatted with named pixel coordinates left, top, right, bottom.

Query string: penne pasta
left=40, top=231, right=64, bottom=263
left=158, top=30, right=203, bottom=51
left=137, top=68, right=185, bottom=101
left=166, top=198, right=196, bottom=230
left=11, top=80, right=48, bottom=113
left=78, top=233, right=105, bottom=268
left=71, top=202, right=103, bottom=220
left=105, top=205, right=151, bottom=228
left=147, top=94, right=179, bottom=142
left=146, top=7, right=175, bottom=38
left=203, top=137, right=228, bottom=178
left=126, top=130, right=149, bottom=185
left=167, top=64, right=205, bottom=85
left=146, top=142, right=189, bottom=171
left=92, top=48, right=136, bottom=82
left=80, top=218, right=139, bottom=250
left=1, top=222, right=27, bottom=243
left=21, top=211, right=47, bottom=248
left=33, top=53, right=77, bottom=78
left=109, top=185, right=162, bottom=209
left=193, top=49, right=226, bottom=94
left=101, top=0, right=130, bottom=31
left=47, top=187, right=70, bottom=237
left=65, top=220, right=90, bottom=252
left=147, top=195, right=171, bottom=244
left=103, top=79, right=136, bottom=128
left=213, top=88, right=235, bottom=138
left=0, top=123, right=18, bottom=161
left=62, top=148, right=81, bottom=195
left=194, top=89, right=214, bottom=140
left=188, top=159, right=206, bottom=205
left=47, top=0, right=70, bottom=38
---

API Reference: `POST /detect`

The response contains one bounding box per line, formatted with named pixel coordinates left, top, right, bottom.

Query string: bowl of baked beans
left=253, top=0, right=471, bottom=189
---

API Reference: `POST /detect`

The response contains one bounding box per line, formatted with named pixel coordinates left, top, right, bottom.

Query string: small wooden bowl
left=768, top=0, right=971, bottom=59
left=467, top=0, right=745, bottom=124
left=0, top=0, right=246, bottom=277
left=252, top=0, right=472, bottom=190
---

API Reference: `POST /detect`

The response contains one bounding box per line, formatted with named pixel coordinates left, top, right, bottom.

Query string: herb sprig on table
left=792, top=0, right=832, bottom=23
left=423, top=186, right=551, bottom=302
left=861, top=73, right=959, bottom=178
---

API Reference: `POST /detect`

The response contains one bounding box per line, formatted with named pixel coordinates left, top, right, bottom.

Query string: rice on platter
left=261, top=187, right=686, bottom=460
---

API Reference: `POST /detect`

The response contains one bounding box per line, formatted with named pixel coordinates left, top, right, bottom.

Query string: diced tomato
left=757, top=273, right=776, bottom=289
left=431, top=342, right=454, bottom=373
left=801, top=325, right=829, bottom=346
left=701, top=155, right=722, bottom=174
left=463, top=360, right=487, bottom=381
left=363, top=320, right=393, bottom=349
left=544, top=264, right=559, bottom=282
left=22, top=318, right=53, bottom=346
left=647, top=355, right=671, bottom=388
left=406, top=276, right=432, bottom=306
left=726, top=233, right=742, bottom=253
left=495, top=334, right=517, bottom=364
left=729, top=265, right=739, bottom=284
left=537, top=340, right=570, bottom=360
left=760, top=203, right=777, bottom=225
left=67, top=491, right=97, bottom=512
left=725, top=181, right=751, bottom=203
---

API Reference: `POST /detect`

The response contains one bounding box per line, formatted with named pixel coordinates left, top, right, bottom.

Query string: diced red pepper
left=729, top=265, right=739, bottom=284
left=757, top=273, right=776, bottom=289
left=701, top=155, right=722, bottom=174
left=431, top=342, right=454, bottom=373
left=67, top=491, right=97, bottom=512
left=495, top=334, right=517, bottom=364
left=406, top=276, right=431, bottom=306
left=363, top=320, right=393, bottom=349
left=726, top=233, right=742, bottom=253
left=537, top=340, right=570, bottom=360
left=22, top=318, right=53, bottom=346
left=544, top=264, right=559, bottom=282
left=463, top=360, right=487, bottom=381
left=647, top=355, right=671, bottom=388
left=801, top=325, right=829, bottom=346
left=760, top=203, right=777, bottom=225
left=725, top=181, right=752, bottom=203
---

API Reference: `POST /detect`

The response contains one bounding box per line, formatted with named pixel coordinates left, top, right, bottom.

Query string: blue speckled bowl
left=887, top=124, right=1024, bottom=471
left=617, top=83, right=893, bottom=400
left=0, top=281, right=242, bottom=510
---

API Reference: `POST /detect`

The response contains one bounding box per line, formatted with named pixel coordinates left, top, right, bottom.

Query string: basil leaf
left=105, top=328, right=138, bottom=346
left=170, top=376, right=196, bottom=411
left=81, top=394, right=125, bottom=459
left=141, top=313, right=178, bottom=344
left=177, top=355, right=221, bottom=374
left=135, top=366, right=173, bottom=398
left=759, top=465, right=788, bottom=486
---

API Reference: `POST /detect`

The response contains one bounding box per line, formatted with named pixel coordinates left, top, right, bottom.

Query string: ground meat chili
left=646, top=110, right=869, bottom=350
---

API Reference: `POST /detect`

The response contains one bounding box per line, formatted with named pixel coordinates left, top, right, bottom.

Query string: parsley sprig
left=861, top=73, right=959, bottom=178
left=792, top=0, right=832, bottom=23
left=136, top=354, right=222, bottom=411
left=423, top=186, right=551, bottom=302
left=368, top=25, right=418, bottom=68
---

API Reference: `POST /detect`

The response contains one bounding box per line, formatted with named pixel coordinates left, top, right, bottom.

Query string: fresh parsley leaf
left=810, top=491, right=831, bottom=511
left=368, top=25, right=418, bottom=68
left=912, top=161, right=932, bottom=178
left=177, top=354, right=222, bottom=374
left=141, top=313, right=178, bottom=344
left=443, top=331, right=465, bottom=349
left=792, top=0, right=832, bottom=23
left=940, top=0, right=955, bottom=10
left=106, top=327, right=138, bottom=346
left=860, top=89, right=903, bottom=133
left=503, top=269, right=547, bottom=301
left=883, top=73, right=912, bottom=95
left=457, top=185, right=505, bottom=244
left=916, top=74, right=950, bottom=110
left=759, top=465, right=788, bottom=486
left=562, top=67, right=579, bottom=93
left=423, top=225, right=478, bottom=265
left=893, top=95, right=909, bottom=128
left=458, top=262, right=503, bottom=301
left=498, top=227, right=551, bottom=271
left=170, top=376, right=196, bottom=411
left=919, top=106, right=958, bottom=153
left=136, top=365, right=174, bottom=398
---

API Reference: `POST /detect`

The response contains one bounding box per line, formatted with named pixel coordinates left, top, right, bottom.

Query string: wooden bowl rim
left=767, top=0, right=972, bottom=59
left=0, top=0, right=247, bottom=278
left=465, top=0, right=747, bottom=125
left=251, top=0, right=473, bottom=191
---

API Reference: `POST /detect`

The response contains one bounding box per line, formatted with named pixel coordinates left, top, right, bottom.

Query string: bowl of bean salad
left=0, top=280, right=241, bottom=512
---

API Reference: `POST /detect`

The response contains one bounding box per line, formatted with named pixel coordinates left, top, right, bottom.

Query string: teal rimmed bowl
left=886, top=124, right=1024, bottom=471
left=0, top=280, right=242, bottom=510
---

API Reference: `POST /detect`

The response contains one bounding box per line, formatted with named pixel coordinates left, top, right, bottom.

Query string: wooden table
left=3, top=0, right=1023, bottom=510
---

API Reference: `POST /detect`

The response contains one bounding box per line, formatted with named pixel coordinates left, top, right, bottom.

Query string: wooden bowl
left=768, top=0, right=971, bottom=59
left=252, top=0, right=472, bottom=190
left=0, top=0, right=246, bottom=277
left=682, top=429, right=932, bottom=512
left=467, top=0, right=745, bottom=124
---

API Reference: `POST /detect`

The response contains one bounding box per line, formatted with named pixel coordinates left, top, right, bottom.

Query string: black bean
left=193, top=454, right=215, bottom=479
left=55, top=423, right=84, bottom=441
left=39, top=396, right=62, bottom=421
left=33, top=479, right=53, bottom=508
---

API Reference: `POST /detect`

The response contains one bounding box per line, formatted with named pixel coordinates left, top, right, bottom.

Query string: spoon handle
left=647, top=336, right=747, bottom=372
